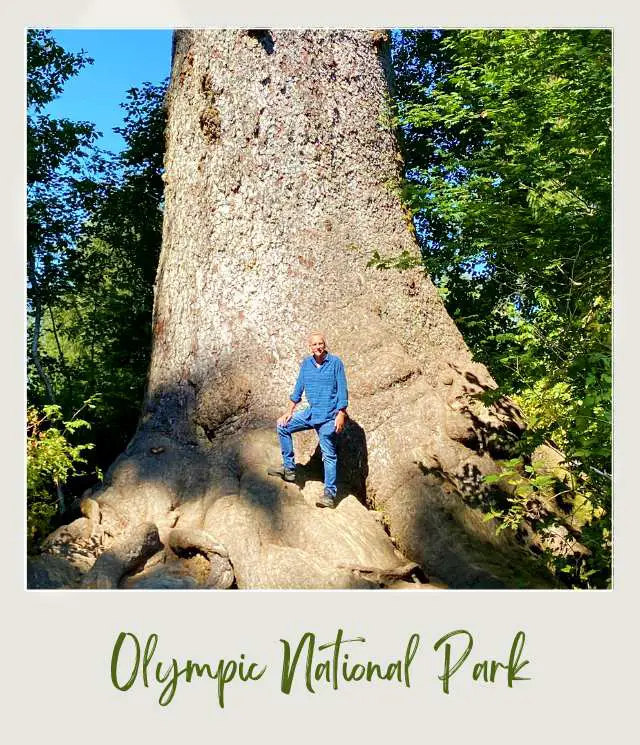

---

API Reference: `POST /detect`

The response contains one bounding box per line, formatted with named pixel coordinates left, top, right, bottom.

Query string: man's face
left=309, top=335, right=326, bottom=360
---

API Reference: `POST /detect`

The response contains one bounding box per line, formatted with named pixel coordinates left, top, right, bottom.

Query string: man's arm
left=277, top=363, right=304, bottom=426
left=334, top=359, right=349, bottom=433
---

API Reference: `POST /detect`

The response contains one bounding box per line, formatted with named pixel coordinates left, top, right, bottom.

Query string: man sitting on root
left=269, top=332, right=349, bottom=508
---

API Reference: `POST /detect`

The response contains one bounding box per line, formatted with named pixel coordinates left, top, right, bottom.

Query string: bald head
left=307, top=331, right=326, bottom=345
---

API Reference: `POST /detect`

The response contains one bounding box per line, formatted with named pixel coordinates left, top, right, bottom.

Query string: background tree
left=46, top=80, right=167, bottom=470
left=27, top=29, right=103, bottom=405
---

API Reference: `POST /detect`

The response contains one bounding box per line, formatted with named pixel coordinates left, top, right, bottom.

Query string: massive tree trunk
left=30, top=29, right=556, bottom=589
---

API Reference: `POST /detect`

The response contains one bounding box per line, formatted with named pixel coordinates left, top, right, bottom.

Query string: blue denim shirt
left=290, top=353, right=349, bottom=425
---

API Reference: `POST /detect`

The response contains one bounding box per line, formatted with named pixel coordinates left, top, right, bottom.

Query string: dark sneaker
left=316, top=490, right=336, bottom=509
left=267, top=465, right=296, bottom=482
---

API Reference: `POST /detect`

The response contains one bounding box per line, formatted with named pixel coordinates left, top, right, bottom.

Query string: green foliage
left=28, top=29, right=167, bottom=466
left=483, top=458, right=558, bottom=533
left=390, top=29, right=611, bottom=587
left=367, top=249, right=418, bottom=271
left=483, top=454, right=609, bottom=588
left=27, top=31, right=167, bottom=535
left=45, top=81, right=167, bottom=464
left=27, top=29, right=105, bottom=298
left=27, top=29, right=92, bottom=108
left=27, top=29, right=107, bottom=408
left=392, top=30, right=611, bottom=360
left=26, top=401, right=97, bottom=551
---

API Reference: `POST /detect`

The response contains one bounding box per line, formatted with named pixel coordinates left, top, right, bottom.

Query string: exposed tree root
left=82, top=522, right=162, bottom=588
left=167, top=527, right=234, bottom=588
left=337, top=561, right=422, bottom=587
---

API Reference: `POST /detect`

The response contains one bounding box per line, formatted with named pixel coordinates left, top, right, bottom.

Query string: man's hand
left=335, top=410, right=347, bottom=434
left=278, top=401, right=297, bottom=427
left=277, top=412, right=292, bottom=427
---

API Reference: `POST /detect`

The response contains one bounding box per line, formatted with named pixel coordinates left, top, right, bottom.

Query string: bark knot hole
left=200, top=74, right=222, bottom=102
left=200, top=106, right=221, bottom=143
left=247, top=29, right=275, bottom=55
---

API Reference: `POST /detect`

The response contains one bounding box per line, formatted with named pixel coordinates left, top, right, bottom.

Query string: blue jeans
left=277, top=412, right=338, bottom=496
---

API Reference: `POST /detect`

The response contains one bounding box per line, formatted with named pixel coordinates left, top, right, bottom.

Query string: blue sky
left=45, top=30, right=173, bottom=153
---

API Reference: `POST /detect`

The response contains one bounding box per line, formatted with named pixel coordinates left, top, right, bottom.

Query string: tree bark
left=33, top=29, right=555, bottom=589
